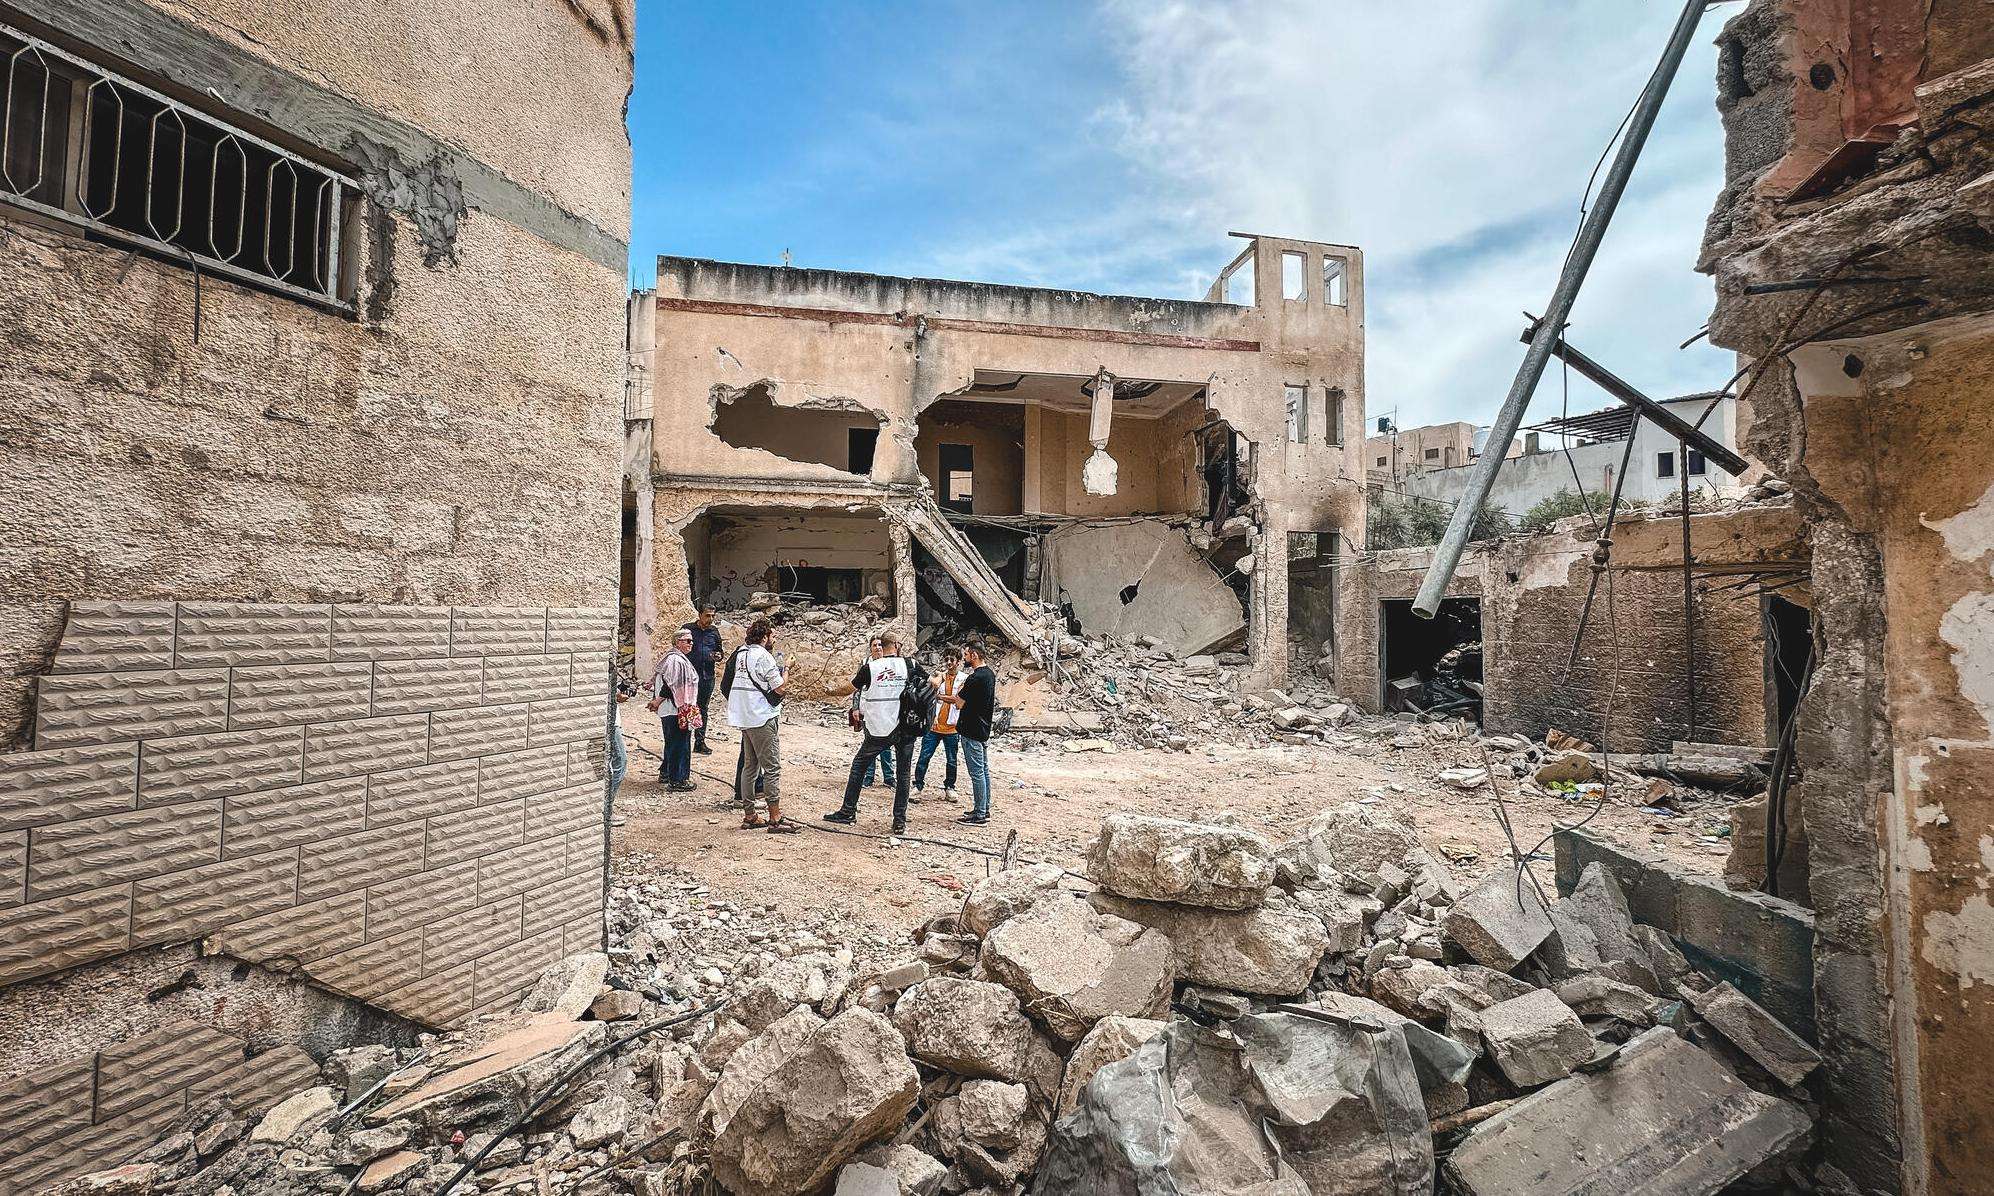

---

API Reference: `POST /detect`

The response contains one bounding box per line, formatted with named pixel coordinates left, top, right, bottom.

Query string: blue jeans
left=606, top=718, right=628, bottom=803
left=914, top=731, right=957, bottom=789
left=864, top=741, right=897, bottom=785
left=662, top=715, right=692, bottom=784
left=962, top=736, right=991, bottom=817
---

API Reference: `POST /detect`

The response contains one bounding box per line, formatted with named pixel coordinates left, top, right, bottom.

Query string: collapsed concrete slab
left=1038, top=1011, right=1431, bottom=1196
left=1445, top=1026, right=1811, bottom=1195
left=1042, top=520, right=1246, bottom=657
left=710, top=1008, right=920, bottom=1196
left=895, top=496, right=1040, bottom=650
left=959, top=863, right=1067, bottom=938
left=1086, top=814, right=1275, bottom=909
left=1685, top=982, right=1821, bottom=1088
left=1090, top=892, right=1329, bottom=996
left=1479, top=989, right=1596, bottom=1089
left=1539, top=863, right=1656, bottom=990
left=1444, top=868, right=1554, bottom=972
left=979, top=896, right=1174, bottom=1041
left=890, top=978, right=1061, bottom=1098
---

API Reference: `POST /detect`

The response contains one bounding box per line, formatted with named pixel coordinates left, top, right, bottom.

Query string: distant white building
left=1402, top=393, right=1744, bottom=518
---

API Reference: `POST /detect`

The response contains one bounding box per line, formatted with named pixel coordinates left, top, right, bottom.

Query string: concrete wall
left=914, top=403, right=1026, bottom=516
left=693, top=509, right=895, bottom=608
left=640, top=236, right=1368, bottom=688
left=0, top=0, right=632, bottom=1185
left=1403, top=396, right=1749, bottom=517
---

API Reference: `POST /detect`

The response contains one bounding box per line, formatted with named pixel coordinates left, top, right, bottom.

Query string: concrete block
left=545, top=607, right=618, bottom=655
left=94, top=1021, right=243, bottom=1121
left=175, top=602, right=332, bottom=668
left=34, top=669, right=229, bottom=748
left=304, top=713, right=430, bottom=781
left=0, top=886, right=131, bottom=984
left=527, top=693, right=604, bottom=747
left=366, top=759, right=480, bottom=827
left=221, top=777, right=367, bottom=859
left=476, top=837, right=568, bottom=907
left=28, top=800, right=222, bottom=900
left=1445, top=1026, right=1811, bottom=1196
left=1042, top=520, right=1245, bottom=657
left=525, top=781, right=602, bottom=841
left=1085, top=813, right=1275, bottom=910
left=375, top=962, right=475, bottom=1027
left=1685, top=982, right=1820, bottom=1087
left=207, top=890, right=365, bottom=968
left=424, top=797, right=526, bottom=868
left=479, top=744, right=571, bottom=806
left=569, top=650, right=615, bottom=697
left=430, top=702, right=530, bottom=762
left=140, top=726, right=305, bottom=807
left=310, top=928, right=424, bottom=1000
left=370, top=656, right=483, bottom=717
left=297, top=823, right=426, bottom=903
left=1479, top=988, right=1595, bottom=1087
left=48, top=601, right=176, bottom=674
left=363, top=860, right=478, bottom=941
left=1443, top=868, right=1554, bottom=971
left=330, top=605, right=451, bottom=662
left=0, top=1055, right=95, bottom=1162
left=0, top=743, right=136, bottom=833
left=1090, top=892, right=1329, bottom=996
left=227, top=662, right=373, bottom=731
left=482, top=653, right=572, bottom=706
left=131, top=846, right=299, bottom=948
left=451, top=607, right=548, bottom=658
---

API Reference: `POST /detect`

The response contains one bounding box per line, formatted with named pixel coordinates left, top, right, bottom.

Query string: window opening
left=1325, top=387, right=1345, bottom=446
left=1284, top=385, right=1307, bottom=444
left=1686, top=448, right=1708, bottom=477
left=848, top=427, right=879, bottom=474
left=1322, top=255, right=1347, bottom=306
left=1376, top=456, right=1387, bottom=467
left=1423, top=447, right=1440, bottom=461
left=1223, top=254, right=1255, bottom=305
left=1281, top=251, right=1307, bottom=300
left=1656, top=450, right=1676, bottom=479
left=939, top=443, right=974, bottom=514
left=1, top=22, right=355, bottom=309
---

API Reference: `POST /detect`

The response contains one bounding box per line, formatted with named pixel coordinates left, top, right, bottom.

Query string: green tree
left=1518, top=487, right=1643, bottom=532
left=1367, top=494, right=1510, bottom=549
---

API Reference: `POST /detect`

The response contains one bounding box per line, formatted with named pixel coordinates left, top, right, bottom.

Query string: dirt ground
left=610, top=701, right=1735, bottom=953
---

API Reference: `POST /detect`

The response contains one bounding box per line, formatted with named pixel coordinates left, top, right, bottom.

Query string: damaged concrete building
left=1697, top=0, right=1994, bottom=1190
left=0, top=0, right=634, bottom=1188
left=623, top=235, right=1366, bottom=687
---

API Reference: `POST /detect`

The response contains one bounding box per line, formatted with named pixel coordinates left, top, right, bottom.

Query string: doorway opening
left=1379, top=597, right=1483, bottom=720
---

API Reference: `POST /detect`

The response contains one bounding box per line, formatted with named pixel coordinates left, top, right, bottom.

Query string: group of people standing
left=642, top=607, right=997, bottom=836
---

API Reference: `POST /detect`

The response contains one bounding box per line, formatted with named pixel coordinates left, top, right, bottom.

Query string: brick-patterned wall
left=0, top=1020, right=317, bottom=1193
left=1, top=600, right=615, bottom=1034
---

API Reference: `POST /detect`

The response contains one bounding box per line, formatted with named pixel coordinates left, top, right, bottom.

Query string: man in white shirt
left=824, top=629, right=918, bottom=835
left=727, top=618, right=794, bottom=833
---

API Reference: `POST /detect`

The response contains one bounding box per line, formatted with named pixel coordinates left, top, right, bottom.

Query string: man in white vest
left=824, top=629, right=917, bottom=835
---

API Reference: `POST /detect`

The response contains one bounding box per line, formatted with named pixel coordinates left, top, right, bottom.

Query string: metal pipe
left=1411, top=0, right=1714, bottom=618
left=1522, top=317, right=1751, bottom=475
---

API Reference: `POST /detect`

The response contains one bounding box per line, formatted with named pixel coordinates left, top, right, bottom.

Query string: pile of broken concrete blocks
left=63, top=806, right=1823, bottom=1196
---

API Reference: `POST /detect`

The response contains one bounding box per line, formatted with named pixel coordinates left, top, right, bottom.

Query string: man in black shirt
left=682, top=604, right=723, bottom=754
left=945, top=640, right=998, bottom=824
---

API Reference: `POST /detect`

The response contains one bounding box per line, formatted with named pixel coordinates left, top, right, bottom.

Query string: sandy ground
left=610, top=702, right=1735, bottom=950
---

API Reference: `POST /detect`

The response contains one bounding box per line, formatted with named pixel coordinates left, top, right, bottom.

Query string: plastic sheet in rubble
left=1035, top=1008, right=1433, bottom=1196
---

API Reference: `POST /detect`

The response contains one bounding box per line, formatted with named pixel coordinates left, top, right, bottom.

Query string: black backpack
left=721, top=646, right=783, bottom=707
left=897, top=660, right=936, bottom=744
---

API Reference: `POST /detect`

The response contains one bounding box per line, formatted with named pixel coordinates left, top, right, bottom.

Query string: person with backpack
left=945, top=639, right=998, bottom=825
left=854, top=635, right=897, bottom=789
left=724, top=618, right=794, bottom=833
left=824, top=628, right=929, bottom=836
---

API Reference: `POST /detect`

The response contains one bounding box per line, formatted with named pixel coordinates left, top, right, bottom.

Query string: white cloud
left=980, top=0, right=1739, bottom=427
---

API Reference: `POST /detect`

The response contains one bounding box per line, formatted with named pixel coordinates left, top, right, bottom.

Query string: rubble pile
left=700, top=593, right=893, bottom=700
left=76, top=805, right=1824, bottom=1196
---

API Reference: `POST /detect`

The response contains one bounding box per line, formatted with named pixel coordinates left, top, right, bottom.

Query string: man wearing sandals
left=727, top=618, right=795, bottom=834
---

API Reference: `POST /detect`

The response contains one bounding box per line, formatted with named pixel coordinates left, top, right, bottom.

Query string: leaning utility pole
left=1411, top=0, right=1716, bottom=617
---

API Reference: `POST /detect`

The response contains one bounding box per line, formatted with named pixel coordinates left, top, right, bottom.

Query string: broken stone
left=1317, top=991, right=1478, bottom=1119
left=710, top=1008, right=921, bottom=1196
left=1632, top=924, right=1706, bottom=998
left=958, top=862, right=1066, bottom=937
left=725, top=953, right=853, bottom=1032
left=41, top=1164, right=159, bottom=1196
left=1685, top=982, right=1822, bottom=1087
left=851, top=1143, right=948, bottom=1195
left=932, top=1080, right=1048, bottom=1188
left=1085, top=813, right=1274, bottom=909
left=1368, top=956, right=1451, bottom=1020
left=1443, top=868, right=1554, bottom=971
left=1538, top=862, right=1656, bottom=989
left=1479, top=989, right=1596, bottom=1088
left=1056, top=1015, right=1166, bottom=1116
left=1280, top=802, right=1453, bottom=895
left=519, top=951, right=612, bottom=1020
left=355, top=1150, right=427, bottom=1194
left=1038, top=1011, right=1431, bottom=1195
left=1290, top=885, right=1381, bottom=953
left=1445, top=1026, right=1812, bottom=1196
left=834, top=1162, right=901, bottom=1196
left=702, top=1008, right=825, bottom=1138
left=980, top=895, right=1173, bottom=1040
left=874, top=961, right=929, bottom=993
left=891, top=978, right=1061, bottom=1097
left=324, top=1044, right=397, bottom=1104
left=1090, top=891, right=1328, bottom=996
left=589, top=988, right=645, bottom=1021
left=250, top=1086, right=335, bottom=1144
left=569, top=1088, right=634, bottom=1149
left=1554, top=974, right=1658, bottom=1026
left=1534, top=749, right=1597, bottom=785
left=1439, top=766, right=1489, bottom=790
left=368, top=1017, right=605, bottom=1131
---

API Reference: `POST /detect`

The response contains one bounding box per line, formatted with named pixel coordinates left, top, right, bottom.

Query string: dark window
left=1423, top=447, right=1440, bottom=460
left=1656, top=451, right=1676, bottom=479
left=939, top=443, right=974, bottom=514
left=1325, top=387, right=1344, bottom=446
left=0, top=24, right=354, bottom=308
left=777, top=566, right=864, bottom=604
left=1686, top=449, right=1708, bottom=477
left=1376, top=456, right=1387, bottom=467
left=848, top=427, right=878, bottom=474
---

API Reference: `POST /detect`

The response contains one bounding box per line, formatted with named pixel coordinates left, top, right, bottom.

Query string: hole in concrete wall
left=1288, top=532, right=1339, bottom=678
left=1719, top=36, right=1754, bottom=101
left=1224, top=254, right=1255, bottom=305
left=1841, top=353, right=1865, bottom=378
left=1282, top=251, right=1307, bottom=300
left=711, top=383, right=886, bottom=477
left=1380, top=597, right=1482, bottom=720
left=1809, top=62, right=1835, bottom=90
left=681, top=505, right=895, bottom=612
left=1119, top=582, right=1140, bottom=606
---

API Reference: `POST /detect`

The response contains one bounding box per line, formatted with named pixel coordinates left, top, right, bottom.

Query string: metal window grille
left=2, top=22, right=355, bottom=309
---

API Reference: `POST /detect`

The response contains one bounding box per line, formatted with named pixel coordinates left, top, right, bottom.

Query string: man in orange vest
left=912, top=649, right=962, bottom=800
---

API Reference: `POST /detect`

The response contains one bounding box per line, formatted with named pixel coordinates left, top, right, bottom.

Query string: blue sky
left=631, top=0, right=1738, bottom=430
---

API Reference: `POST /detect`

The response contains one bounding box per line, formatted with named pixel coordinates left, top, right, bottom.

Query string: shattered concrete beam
left=893, top=496, right=1040, bottom=651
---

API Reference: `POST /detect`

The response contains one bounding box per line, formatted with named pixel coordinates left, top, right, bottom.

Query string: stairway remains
left=894, top=495, right=1040, bottom=651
